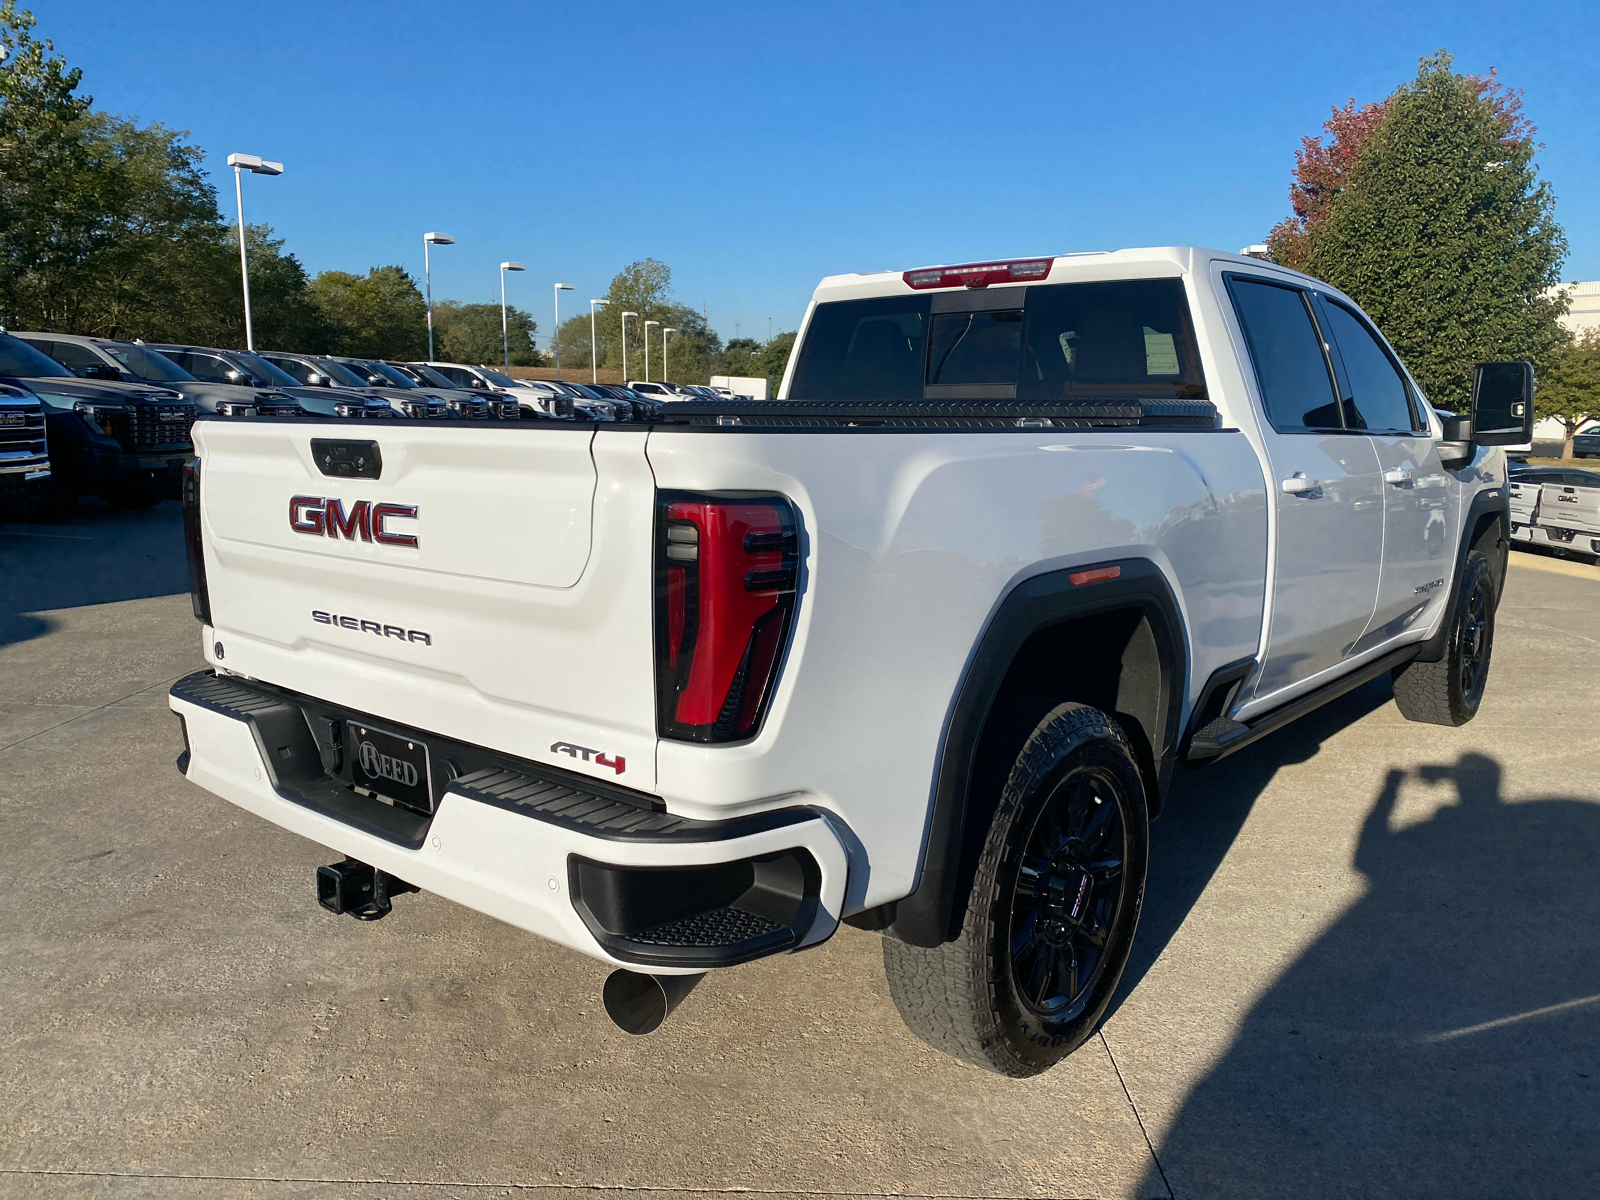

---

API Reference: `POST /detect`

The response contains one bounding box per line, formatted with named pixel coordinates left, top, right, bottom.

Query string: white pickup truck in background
left=1510, top=463, right=1600, bottom=559
left=168, top=246, right=1531, bottom=1076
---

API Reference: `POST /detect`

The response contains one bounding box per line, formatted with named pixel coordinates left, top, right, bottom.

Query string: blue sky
left=37, top=0, right=1600, bottom=345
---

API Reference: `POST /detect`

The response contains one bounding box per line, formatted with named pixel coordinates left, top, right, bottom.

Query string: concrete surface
left=1, top=504, right=1596, bottom=1199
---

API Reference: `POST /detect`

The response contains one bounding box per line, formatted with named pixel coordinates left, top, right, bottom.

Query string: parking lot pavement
left=2, top=510, right=1596, bottom=1200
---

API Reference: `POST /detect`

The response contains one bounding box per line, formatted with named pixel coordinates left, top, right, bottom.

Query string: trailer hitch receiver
left=316, top=858, right=418, bottom=921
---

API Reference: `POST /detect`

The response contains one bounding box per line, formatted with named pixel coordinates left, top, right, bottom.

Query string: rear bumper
left=168, top=670, right=847, bottom=973
left=1512, top=522, right=1600, bottom=553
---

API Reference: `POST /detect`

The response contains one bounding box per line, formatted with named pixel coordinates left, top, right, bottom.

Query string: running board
left=1183, top=644, right=1420, bottom=766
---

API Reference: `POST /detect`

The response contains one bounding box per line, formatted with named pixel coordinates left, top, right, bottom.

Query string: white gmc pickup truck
left=169, top=247, right=1531, bottom=1076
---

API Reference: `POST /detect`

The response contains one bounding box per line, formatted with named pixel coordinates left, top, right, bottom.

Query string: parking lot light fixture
left=553, top=284, right=574, bottom=379
left=662, top=328, right=676, bottom=384
left=589, top=300, right=606, bottom=383
left=423, top=232, right=455, bottom=360
left=643, top=320, right=660, bottom=382
left=225, top=153, right=283, bottom=352
left=620, top=312, right=639, bottom=382
left=499, top=262, right=526, bottom=373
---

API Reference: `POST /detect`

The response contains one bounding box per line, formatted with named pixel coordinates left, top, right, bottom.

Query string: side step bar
left=1184, top=644, right=1419, bottom=766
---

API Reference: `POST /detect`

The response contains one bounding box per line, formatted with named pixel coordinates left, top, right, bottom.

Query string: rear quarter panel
left=647, top=427, right=1267, bottom=910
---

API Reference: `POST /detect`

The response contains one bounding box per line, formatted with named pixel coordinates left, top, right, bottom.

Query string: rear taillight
left=654, top=492, right=800, bottom=743
left=183, top=456, right=210, bottom=624
left=902, top=257, right=1054, bottom=290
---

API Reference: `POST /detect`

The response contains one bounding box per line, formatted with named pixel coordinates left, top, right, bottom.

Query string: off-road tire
left=883, top=702, right=1149, bottom=1076
left=1391, top=549, right=1496, bottom=727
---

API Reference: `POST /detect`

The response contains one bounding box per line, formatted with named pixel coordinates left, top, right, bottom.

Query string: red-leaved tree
left=1267, top=69, right=1533, bottom=272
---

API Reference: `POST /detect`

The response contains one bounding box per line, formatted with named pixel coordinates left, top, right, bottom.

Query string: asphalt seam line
left=1098, top=1029, right=1174, bottom=1200
left=0, top=673, right=187, bottom=755
left=0, top=1169, right=1118, bottom=1200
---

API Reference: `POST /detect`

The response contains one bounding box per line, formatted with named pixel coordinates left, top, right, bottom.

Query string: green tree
left=1283, top=51, right=1567, bottom=409
left=553, top=258, right=719, bottom=382
left=309, top=266, right=427, bottom=359
left=430, top=299, right=541, bottom=367
left=1537, top=328, right=1600, bottom=460
left=713, top=333, right=795, bottom=396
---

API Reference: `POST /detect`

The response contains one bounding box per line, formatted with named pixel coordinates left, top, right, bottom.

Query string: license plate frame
left=347, top=721, right=433, bottom=814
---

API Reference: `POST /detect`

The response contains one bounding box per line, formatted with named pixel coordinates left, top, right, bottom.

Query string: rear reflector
left=903, top=258, right=1053, bottom=290
left=655, top=492, right=800, bottom=743
left=183, top=456, right=211, bottom=624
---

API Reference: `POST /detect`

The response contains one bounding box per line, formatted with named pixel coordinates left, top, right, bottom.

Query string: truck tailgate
left=194, top=421, right=659, bottom=790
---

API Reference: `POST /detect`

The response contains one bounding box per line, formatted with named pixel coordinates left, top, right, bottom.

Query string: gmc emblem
left=290, top=495, right=419, bottom=547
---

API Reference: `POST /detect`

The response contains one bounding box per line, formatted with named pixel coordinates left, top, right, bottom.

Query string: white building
left=1531, top=281, right=1599, bottom=439
left=1554, top=280, right=1600, bottom=339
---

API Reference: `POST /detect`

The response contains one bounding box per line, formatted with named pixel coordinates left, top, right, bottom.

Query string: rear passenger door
left=1226, top=275, right=1384, bottom=702
left=1317, top=298, right=1458, bottom=645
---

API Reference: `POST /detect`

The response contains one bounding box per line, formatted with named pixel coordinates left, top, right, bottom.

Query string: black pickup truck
left=0, top=331, right=196, bottom=511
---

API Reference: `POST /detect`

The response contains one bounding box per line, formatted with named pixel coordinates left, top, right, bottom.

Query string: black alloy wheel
left=883, top=702, right=1149, bottom=1077
left=1009, top=764, right=1129, bottom=1023
left=1392, top=548, right=1497, bottom=727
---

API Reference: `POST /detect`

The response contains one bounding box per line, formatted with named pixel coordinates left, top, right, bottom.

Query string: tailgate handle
left=311, top=438, right=382, bottom=480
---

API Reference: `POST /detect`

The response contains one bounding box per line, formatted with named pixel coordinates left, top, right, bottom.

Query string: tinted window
left=48, top=341, right=107, bottom=374
left=103, top=343, right=193, bottom=381
left=478, top=367, right=518, bottom=387
left=0, top=332, right=73, bottom=378
left=313, top=358, right=370, bottom=387
left=1018, top=278, right=1206, bottom=400
left=407, top=363, right=458, bottom=388
left=430, top=365, right=475, bottom=387
left=1322, top=301, right=1416, bottom=432
left=231, top=352, right=301, bottom=388
left=184, top=353, right=237, bottom=384
left=928, top=310, right=1024, bottom=385
left=1227, top=278, right=1342, bottom=432
left=1566, top=472, right=1600, bottom=487
left=360, top=361, right=415, bottom=388
left=789, top=295, right=929, bottom=400
left=263, top=355, right=314, bottom=385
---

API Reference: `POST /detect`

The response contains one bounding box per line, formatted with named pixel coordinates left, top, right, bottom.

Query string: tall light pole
left=620, top=312, right=639, bottom=381
left=662, top=328, right=676, bottom=385
left=553, top=283, right=574, bottom=379
left=225, top=153, right=283, bottom=351
left=499, top=262, right=526, bottom=373
left=589, top=299, right=605, bottom=383
left=423, top=232, right=455, bottom=360
left=643, top=320, right=659, bottom=382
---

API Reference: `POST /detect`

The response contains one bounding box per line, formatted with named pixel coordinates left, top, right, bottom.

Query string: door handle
left=1281, top=472, right=1323, bottom=495
left=1384, top=467, right=1413, bottom=485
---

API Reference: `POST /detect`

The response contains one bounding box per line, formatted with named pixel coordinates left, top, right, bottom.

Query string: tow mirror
left=1470, top=361, right=1535, bottom=446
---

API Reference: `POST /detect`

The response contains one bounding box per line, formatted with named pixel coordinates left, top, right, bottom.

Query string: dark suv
left=149, top=346, right=393, bottom=420
left=0, top=331, right=194, bottom=510
left=13, top=332, right=298, bottom=418
left=0, top=383, right=50, bottom=517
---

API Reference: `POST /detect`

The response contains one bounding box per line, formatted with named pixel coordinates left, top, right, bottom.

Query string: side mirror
left=1470, top=361, right=1535, bottom=446
left=225, top=369, right=245, bottom=384
left=307, top=372, right=328, bottom=386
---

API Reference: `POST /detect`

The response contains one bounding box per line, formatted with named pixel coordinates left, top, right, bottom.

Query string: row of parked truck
left=0, top=327, right=726, bottom=515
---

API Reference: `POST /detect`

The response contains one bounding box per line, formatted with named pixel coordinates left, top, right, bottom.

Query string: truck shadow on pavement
left=0, top=500, right=189, bottom=648
left=1114, top=677, right=1395, bottom=1010
left=1136, top=749, right=1600, bottom=1198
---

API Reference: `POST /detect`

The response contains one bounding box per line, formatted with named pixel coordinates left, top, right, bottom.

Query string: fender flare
left=1412, top=485, right=1510, bottom=664
left=885, top=557, right=1187, bottom=947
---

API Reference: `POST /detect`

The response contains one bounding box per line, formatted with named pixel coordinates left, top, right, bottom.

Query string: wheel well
left=948, top=606, right=1175, bottom=931
left=1470, top=508, right=1508, bottom=600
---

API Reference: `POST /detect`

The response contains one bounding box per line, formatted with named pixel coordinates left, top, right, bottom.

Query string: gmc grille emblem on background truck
left=289, top=496, right=419, bottom=546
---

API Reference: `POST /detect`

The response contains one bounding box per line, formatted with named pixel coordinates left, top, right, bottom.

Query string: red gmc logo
left=290, top=496, right=419, bottom=547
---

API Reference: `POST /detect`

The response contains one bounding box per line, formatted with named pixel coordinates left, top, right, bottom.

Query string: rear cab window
left=788, top=279, right=1207, bottom=402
